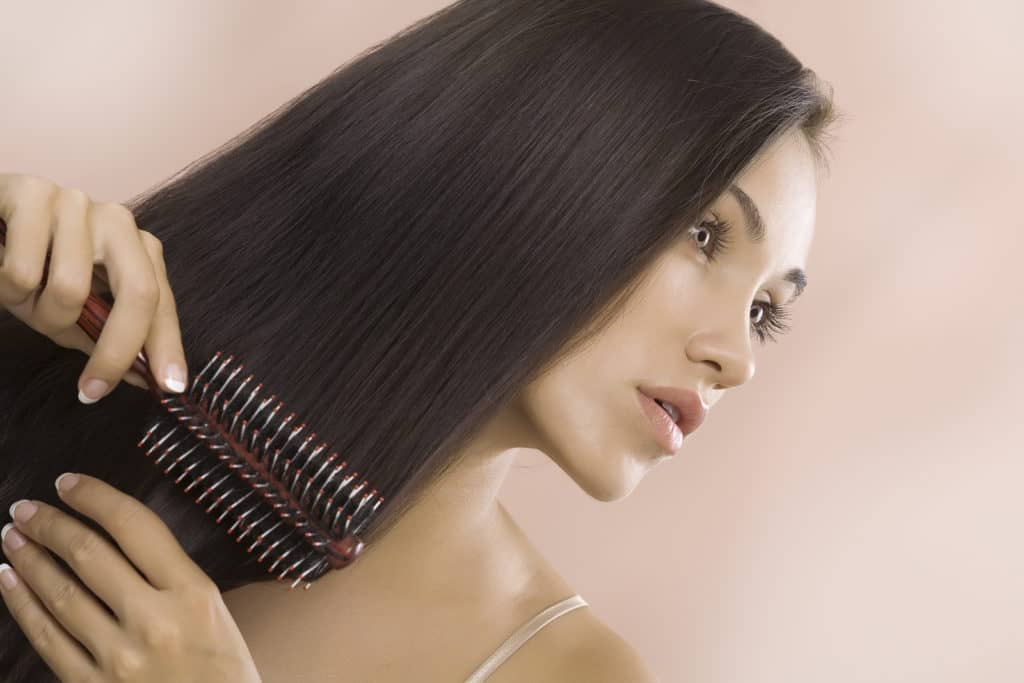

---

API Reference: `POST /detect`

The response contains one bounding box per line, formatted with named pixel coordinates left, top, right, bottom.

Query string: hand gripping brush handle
left=0, top=218, right=384, bottom=590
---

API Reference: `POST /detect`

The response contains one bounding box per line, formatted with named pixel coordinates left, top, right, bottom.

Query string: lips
left=637, top=385, right=708, bottom=437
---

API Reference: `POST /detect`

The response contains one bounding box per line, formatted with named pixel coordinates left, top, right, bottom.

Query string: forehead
left=729, top=130, right=818, bottom=266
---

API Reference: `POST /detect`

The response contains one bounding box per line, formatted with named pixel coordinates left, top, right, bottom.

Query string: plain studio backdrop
left=1, top=2, right=1021, bottom=681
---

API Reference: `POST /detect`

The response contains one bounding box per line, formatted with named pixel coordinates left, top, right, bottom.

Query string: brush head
left=137, top=351, right=383, bottom=591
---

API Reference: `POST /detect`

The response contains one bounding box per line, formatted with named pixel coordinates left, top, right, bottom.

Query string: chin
left=550, top=449, right=648, bottom=503
left=583, top=479, right=636, bottom=503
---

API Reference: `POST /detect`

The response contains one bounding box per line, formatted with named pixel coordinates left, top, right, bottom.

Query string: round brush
left=0, top=219, right=384, bottom=591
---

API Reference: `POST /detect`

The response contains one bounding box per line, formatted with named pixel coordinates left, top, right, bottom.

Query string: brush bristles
left=136, top=351, right=384, bottom=590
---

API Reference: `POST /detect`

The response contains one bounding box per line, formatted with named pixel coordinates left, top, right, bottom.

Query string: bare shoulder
left=558, top=614, right=661, bottom=682
left=489, top=604, right=660, bottom=683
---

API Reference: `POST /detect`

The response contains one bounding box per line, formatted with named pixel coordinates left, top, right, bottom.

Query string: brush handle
left=0, top=217, right=165, bottom=398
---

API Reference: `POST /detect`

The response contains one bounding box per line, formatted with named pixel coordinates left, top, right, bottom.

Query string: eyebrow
left=727, top=183, right=808, bottom=301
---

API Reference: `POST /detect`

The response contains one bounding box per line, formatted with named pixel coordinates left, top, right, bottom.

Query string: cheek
left=656, top=251, right=707, bottom=305
left=649, top=252, right=752, bottom=344
left=515, top=343, right=659, bottom=501
left=523, top=361, right=610, bottom=446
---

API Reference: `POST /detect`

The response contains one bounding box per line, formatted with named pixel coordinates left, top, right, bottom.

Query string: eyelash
left=688, top=215, right=794, bottom=344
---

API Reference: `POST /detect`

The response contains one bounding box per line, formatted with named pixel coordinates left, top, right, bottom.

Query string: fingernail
left=56, top=473, right=80, bottom=493
left=163, top=363, right=187, bottom=393
left=0, top=563, right=18, bottom=590
left=79, top=378, right=109, bottom=404
left=10, top=500, right=36, bottom=523
left=2, top=523, right=25, bottom=551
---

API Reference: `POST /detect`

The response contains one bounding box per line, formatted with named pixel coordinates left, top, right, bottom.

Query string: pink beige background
left=2, top=2, right=1021, bottom=680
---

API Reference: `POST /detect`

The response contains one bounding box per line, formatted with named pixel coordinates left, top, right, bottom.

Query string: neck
left=233, top=402, right=555, bottom=618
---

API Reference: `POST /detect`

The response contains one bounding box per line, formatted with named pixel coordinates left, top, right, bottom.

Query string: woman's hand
left=0, top=473, right=262, bottom=682
left=0, top=173, right=188, bottom=403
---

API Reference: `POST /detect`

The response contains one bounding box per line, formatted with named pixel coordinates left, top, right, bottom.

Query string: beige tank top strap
left=461, top=593, right=589, bottom=683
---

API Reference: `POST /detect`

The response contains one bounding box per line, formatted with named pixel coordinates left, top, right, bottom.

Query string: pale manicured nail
left=163, top=363, right=187, bottom=393
left=79, top=378, right=109, bottom=404
left=55, top=473, right=80, bottom=493
left=10, top=500, right=36, bottom=522
left=0, top=562, right=18, bottom=589
left=2, top=523, right=25, bottom=551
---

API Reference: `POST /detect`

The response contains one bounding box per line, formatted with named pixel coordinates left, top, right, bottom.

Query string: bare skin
left=222, top=411, right=599, bottom=682
left=221, top=127, right=820, bottom=681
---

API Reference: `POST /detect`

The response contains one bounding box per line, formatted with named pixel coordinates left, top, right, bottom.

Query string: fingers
left=6, top=491, right=147, bottom=618
left=76, top=203, right=162, bottom=403
left=0, top=178, right=56, bottom=307
left=2, top=516, right=122, bottom=671
left=137, top=230, right=189, bottom=393
left=68, top=230, right=188, bottom=395
left=32, top=188, right=95, bottom=335
left=0, top=175, right=190, bottom=402
left=0, top=562, right=99, bottom=682
left=53, top=473, right=211, bottom=593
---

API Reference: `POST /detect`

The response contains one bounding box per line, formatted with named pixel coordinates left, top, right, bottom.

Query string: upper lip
left=638, top=385, right=709, bottom=437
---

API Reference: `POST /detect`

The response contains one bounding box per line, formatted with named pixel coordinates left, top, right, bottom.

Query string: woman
left=0, top=0, right=840, bottom=680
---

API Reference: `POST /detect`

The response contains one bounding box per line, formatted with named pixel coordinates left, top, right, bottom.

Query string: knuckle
left=33, top=507, right=59, bottom=538
left=49, top=579, right=79, bottom=614
left=26, top=616, right=59, bottom=653
left=139, top=617, right=183, bottom=653
left=95, top=201, right=138, bottom=229
left=138, top=229, right=164, bottom=254
left=66, top=530, right=102, bottom=566
left=124, top=277, right=160, bottom=307
left=0, top=260, right=43, bottom=294
left=106, top=499, right=147, bottom=537
left=60, top=186, right=91, bottom=209
left=15, top=174, right=58, bottom=201
left=107, top=646, right=145, bottom=681
left=46, top=272, right=90, bottom=309
left=7, top=591, right=36, bottom=623
left=180, top=581, right=220, bottom=617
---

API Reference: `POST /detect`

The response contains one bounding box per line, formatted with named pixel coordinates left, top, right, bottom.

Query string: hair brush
left=0, top=218, right=384, bottom=591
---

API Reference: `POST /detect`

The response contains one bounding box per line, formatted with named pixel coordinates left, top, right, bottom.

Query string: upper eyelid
left=702, top=223, right=776, bottom=309
left=706, top=210, right=793, bottom=308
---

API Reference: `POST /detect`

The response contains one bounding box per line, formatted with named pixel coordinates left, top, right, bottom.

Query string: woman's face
left=513, top=128, right=819, bottom=501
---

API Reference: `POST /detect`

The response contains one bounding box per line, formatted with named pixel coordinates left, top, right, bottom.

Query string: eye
left=750, top=298, right=793, bottom=344
left=688, top=214, right=794, bottom=344
left=687, top=214, right=734, bottom=264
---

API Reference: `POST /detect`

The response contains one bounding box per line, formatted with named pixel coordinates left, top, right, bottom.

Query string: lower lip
left=636, top=389, right=684, bottom=455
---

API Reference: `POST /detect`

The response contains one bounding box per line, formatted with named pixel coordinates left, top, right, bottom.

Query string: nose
left=686, top=329, right=756, bottom=391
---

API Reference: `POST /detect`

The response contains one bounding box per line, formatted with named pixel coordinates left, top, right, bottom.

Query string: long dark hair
left=0, top=0, right=840, bottom=678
